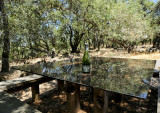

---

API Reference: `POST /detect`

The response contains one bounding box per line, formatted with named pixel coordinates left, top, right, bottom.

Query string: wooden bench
left=0, top=74, right=54, bottom=102
left=0, top=74, right=54, bottom=113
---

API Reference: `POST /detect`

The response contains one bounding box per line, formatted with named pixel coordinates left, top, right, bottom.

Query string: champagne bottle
left=82, top=43, right=90, bottom=73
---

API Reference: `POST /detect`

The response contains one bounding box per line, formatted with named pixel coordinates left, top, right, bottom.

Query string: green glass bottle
left=82, top=43, right=90, bottom=73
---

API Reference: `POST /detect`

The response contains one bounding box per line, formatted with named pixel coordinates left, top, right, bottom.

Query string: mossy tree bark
left=0, top=0, right=10, bottom=72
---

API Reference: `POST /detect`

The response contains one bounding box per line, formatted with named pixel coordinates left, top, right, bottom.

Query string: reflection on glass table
left=13, top=57, right=156, bottom=113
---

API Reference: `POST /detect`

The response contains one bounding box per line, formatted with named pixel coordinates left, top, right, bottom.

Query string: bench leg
left=66, top=82, right=80, bottom=113
left=57, top=80, right=64, bottom=93
left=94, top=88, right=109, bottom=113
left=31, top=85, right=40, bottom=102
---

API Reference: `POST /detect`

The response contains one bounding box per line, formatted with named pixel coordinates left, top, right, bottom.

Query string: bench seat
left=0, top=91, right=41, bottom=113
left=0, top=74, right=45, bottom=91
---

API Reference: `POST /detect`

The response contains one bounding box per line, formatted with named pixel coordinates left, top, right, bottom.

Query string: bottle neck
left=85, top=44, right=88, bottom=51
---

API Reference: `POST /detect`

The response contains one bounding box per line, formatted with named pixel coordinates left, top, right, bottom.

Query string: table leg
left=66, top=82, right=81, bottom=113
left=31, top=85, right=40, bottom=102
left=94, top=88, right=109, bottom=113
left=57, top=79, right=64, bottom=92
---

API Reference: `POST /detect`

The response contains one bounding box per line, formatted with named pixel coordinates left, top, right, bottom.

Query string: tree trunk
left=71, top=44, right=78, bottom=53
left=153, top=35, right=160, bottom=48
left=70, top=31, right=85, bottom=53
left=153, top=38, right=156, bottom=48
left=93, top=37, right=96, bottom=50
left=98, top=40, right=100, bottom=51
left=127, top=44, right=134, bottom=53
left=1, top=0, right=10, bottom=72
left=52, top=37, right=56, bottom=47
left=98, top=35, right=102, bottom=51
left=157, top=37, right=160, bottom=48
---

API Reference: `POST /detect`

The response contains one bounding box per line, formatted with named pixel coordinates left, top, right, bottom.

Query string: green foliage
left=1, top=0, right=159, bottom=60
left=107, top=0, right=154, bottom=42
left=151, top=1, right=160, bottom=34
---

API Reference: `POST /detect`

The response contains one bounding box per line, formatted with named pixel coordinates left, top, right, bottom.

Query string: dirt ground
left=0, top=48, right=159, bottom=113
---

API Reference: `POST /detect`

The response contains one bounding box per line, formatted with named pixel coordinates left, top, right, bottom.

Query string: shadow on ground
left=26, top=86, right=157, bottom=113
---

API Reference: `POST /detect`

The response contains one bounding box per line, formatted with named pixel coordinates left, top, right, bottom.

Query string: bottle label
left=82, top=65, right=90, bottom=73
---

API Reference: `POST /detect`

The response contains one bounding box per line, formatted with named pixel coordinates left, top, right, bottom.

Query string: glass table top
left=13, top=57, right=156, bottom=99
